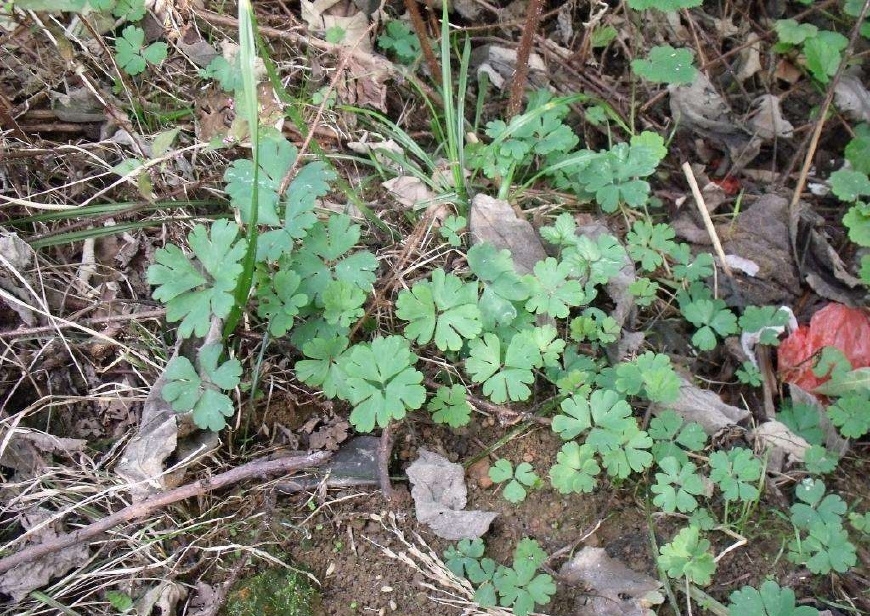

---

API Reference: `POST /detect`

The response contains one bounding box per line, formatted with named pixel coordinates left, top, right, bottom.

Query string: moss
left=222, top=568, right=322, bottom=616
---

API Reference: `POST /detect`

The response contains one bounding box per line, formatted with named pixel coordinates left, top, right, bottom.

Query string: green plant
left=161, top=344, right=242, bottom=431
left=657, top=525, right=716, bottom=586
left=105, top=590, right=133, bottom=613
left=549, top=441, right=600, bottom=494
left=439, top=214, right=467, bottom=247
left=377, top=20, right=421, bottom=65
left=774, top=19, right=848, bottom=84
left=709, top=447, right=762, bottom=504
left=735, top=361, right=762, bottom=387
left=427, top=384, right=472, bottom=427
left=811, top=347, right=870, bottom=439
left=488, top=459, right=541, bottom=503
left=678, top=286, right=738, bottom=351
left=727, top=580, right=820, bottom=616
left=115, top=25, right=167, bottom=76
left=446, top=538, right=555, bottom=616
left=627, top=0, right=701, bottom=11
left=631, top=45, right=697, bottom=85
left=787, top=478, right=857, bottom=574
left=651, top=456, right=706, bottom=513
left=625, top=220, right=678, bottom=272
left=396, top=268, right=482, bottom=351
left=648, top=410, right=708, bottom=465
left=147, top=219, right=247, bottom=339
left=552, top=388, right=654, bottom=479
left=335, top=336, right=426, bottom=432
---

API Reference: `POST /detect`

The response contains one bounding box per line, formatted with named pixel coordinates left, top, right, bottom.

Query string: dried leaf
left=406, top=449, right=498, bottom=540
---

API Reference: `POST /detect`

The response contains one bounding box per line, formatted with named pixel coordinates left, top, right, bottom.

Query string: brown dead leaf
left=560, top=547, right=664, bottom=616
left=0, top=507, right=90, bottom=601
left=469, top=194, right=548, bottom=275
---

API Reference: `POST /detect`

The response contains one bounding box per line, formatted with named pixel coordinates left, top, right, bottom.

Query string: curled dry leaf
left=559, top=546, right=664, bottom=616
left=469, top=194, right=548, bottom=276
left=406, top=449, right=498, bottom=540
left=652, top=376, right=750, bottom=435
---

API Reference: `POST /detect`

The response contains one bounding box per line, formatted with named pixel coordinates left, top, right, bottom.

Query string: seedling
left=115, top=25, right=167, bottom=76
left=446, top=538, right=555, bottom=616
left=488, top=459, right=540, bottom=504
left=658, top=525, right=716, bottom=586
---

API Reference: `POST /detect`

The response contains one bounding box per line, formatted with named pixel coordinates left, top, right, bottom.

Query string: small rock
left=468, top=458, right=493, bottom=489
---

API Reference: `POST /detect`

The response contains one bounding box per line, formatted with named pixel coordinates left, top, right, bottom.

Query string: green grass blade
left=225, top=0, right=260, bottom=338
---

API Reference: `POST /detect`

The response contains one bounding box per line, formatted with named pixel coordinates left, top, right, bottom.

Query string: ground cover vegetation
left=0, top=0, right=868, bottom=614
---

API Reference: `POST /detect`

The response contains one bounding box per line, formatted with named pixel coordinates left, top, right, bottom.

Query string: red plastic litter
left=778, top=303, right=870, bottom=392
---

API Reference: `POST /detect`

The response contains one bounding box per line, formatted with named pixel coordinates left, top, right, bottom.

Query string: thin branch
left=0, top=450, right=331, bottom=574
left=506, top=0, right=544, bottom=119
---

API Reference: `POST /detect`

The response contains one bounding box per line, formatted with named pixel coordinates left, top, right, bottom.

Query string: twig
left=506, top=0, right=544, bottom=119
left=403, top=0, right=440, bottom=78
left=0, top=451, right=331, bottom=574
left=0, top=308, right=166, bottom=339
left=682, top=162, right=733, bottom=279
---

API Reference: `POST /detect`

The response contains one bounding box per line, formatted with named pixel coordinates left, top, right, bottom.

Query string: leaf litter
left=1, top=0, right=870, bottom=614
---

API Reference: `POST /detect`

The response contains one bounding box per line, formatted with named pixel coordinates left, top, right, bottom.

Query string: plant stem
left=506, top=0, right=543, bottom=119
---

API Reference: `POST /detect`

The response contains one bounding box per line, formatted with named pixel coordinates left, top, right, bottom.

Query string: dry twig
left=0, top=451, right=331, bottom=575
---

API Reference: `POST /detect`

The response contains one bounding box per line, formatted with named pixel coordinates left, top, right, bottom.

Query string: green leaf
left=657, top=525, right=716, bottom=585
left=396, top=268, right=481, bottom=351
left=680, top=293, right=737, bottom=350
left=626, top=220, right=677, bottom=272
left=428, top=384, right=472, bottom=428
left=830, top=169, right=870, bottom=203
left=439, top=214, right=466, bottom=247
left=788, top=520, right=856, bottom=574
left=775, top=19, right=818, bottom=44
left=295, top=335, right=350, bottom=398
left=843, top=203, right=870, bottom=247
left=290, top=215, right=378, bottom=307
left=709, top=447, right=761, bottom=503
left=845, top=124, right=870, bottom=175
left=467, top=243, right=530, bottom=327
left=115, top=25, right=165, bottom=75
left=224, top=131, right=297, bottom=227
left=727, top=580, right=820, bottom=616
left=613, top=352, right=681, bottom=404
left=549, top=442, right=600, bottom=494
left=257, top=267, right=308, bottom=336
left=778, top=401, right=824, bottom=445
left=553, top=393, right=593, bottom=440
left=147, top=219, right=247, bottom=339
left=466, top=332, right=537, bottom=403
left=803, top=31, right=847, bottom=83
left=827, top=394, right=870, bottom=438
left=322, top=280, right=366, bottom=327
left=338, top=336, right=425, bottom=432
left=584, top=389, right=653, bottom=478
left=523, top=257, right=586, bottom=318
left=632, top=45, right=697, bottom=85
left=671, top=245, right=714, bottom=283
left=489, top=458, right=515, bottom=483
left=444, top=538, right=486, bottom=580
left=804, top=445, right=839, bottom=475
left=114, top=0, right=145, bottom=20
left=377, top=19, right=422, bottom=64
left=161, top=344, right=241, bottom=431
left=739, top=305, right=792, bottom=346
left=651, top=456, right=705, bottom=513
